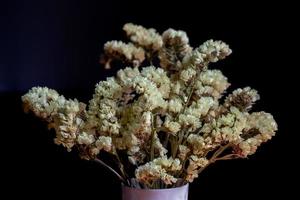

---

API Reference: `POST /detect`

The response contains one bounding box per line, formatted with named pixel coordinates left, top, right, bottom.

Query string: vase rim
left=122, top=183, right=189, bottom=191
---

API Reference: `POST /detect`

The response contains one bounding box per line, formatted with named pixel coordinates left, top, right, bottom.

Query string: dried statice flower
left=103, top=41, right=145, bottom=68
left=182, top=50, right=206, bottom=69
left=152, top=156, right=182, bottom=171
left=197, top=39, right=232, bottom=63
left=182, top=40, right=231, bottom=70
left=22, top=87, right=86, bottom=151
left=22, top=87, right=61, bottom=120
left=185, top=97, right=217, bottom=119
left=178, top=145, right=190, bottom=161
left=195, top=69, right=230, bottom=99
left=22, top=23, right=278, bottom=189
left=201, top=106, right=248, bottom=144
left=168, top=97, right=183, bottom=113
left=123, top=23, right=163, bottom=53
left=180, top=68, right=197, bottom=82
left=186, top=156, right=209, bottom=182
left=178, top=113, right=202, bottom=132
left=187, top=134, right=206, bottom=155
left=52, top=105, right=83, bottom=151
left=135, top=163, right=177, bottom=186
left=164, top=118, right=181, bottom=134
left=141, top=66, right=171, bottom=98
left=95, top=136, right=113, bottom=152
left=77, top=132, right=95, bottom=145
left=224, top=87, right=260, bottom=111
left=159, top=29, right=192, bottom=70
left=135, top=157, right=181, bottom=186
left=235, top=112, right=277, bottom=157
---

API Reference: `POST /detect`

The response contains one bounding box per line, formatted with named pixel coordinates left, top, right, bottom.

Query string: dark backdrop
left=1, top=0, right=297, bottom=199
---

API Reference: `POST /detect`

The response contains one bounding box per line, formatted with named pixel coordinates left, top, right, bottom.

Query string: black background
left=1, top=0, right=297, bottom=199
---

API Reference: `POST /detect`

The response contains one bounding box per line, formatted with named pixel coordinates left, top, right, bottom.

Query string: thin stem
left=184, top=79, right=196, bottom=110
left=213, top=143, right=231, bottom=159
left=182, top=131, right=192, bottom=146
left=150, top=113, right=156, bottom=161
left=172, top=70, right=199, bottom=158
left=114, top=150, right=129, bottom=182
left=170, top=136, right=176, bottom=158
left=93, top=158, right=126, bottom=184
left=177, top=152, right=191, bottom=177
left=215, top=154, right=242, bottom=161
left=172, top=131, right=184, bottom=158
left=174, top=75, right=197, bottom=121
left=197, top=143, right=232, bottom=176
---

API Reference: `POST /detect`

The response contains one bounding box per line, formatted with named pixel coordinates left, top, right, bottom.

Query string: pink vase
left=122, top=184, right=189, bottom=200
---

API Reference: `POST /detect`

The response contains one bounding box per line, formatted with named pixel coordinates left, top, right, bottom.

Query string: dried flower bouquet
left=22, top=23, right=277, bottom=189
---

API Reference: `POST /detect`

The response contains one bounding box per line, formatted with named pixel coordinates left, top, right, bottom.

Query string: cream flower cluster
left=135, top=156, right=182, bottom=186
left=123, top=23, right=163, bottom=52
left=22, top=87, right=84, bottom=151
left=103, top=41, right=145, bottom=68
left=159, top=28, right=192, bottom=70
left=22, top=23, right=277, bottom=189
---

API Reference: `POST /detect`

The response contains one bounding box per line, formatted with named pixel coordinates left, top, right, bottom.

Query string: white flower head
left=95, top=136, right=112, bottom=152
left=123, top=23, right=163, bottom=52
left=77, top=132, right=95, bottom=145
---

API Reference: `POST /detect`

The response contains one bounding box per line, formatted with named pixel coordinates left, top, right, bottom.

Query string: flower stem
left=150, top=113, right=156, bottom=161
left=215, top=154, right=242, bottom=161
left=114, top=150, right=129, bottom=182
left=172, top=131, right=184, bottom=158
left=197, top=143, right=232, bottom=176
left=93, top=158, right=127, bottom=184
left=172, top=70, right=199, bottom=158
